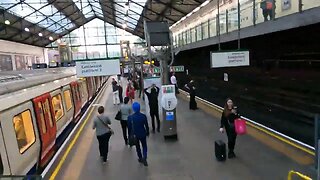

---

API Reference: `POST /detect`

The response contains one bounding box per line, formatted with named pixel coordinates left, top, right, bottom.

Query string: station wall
left=0, top=40, right=48, bottom=71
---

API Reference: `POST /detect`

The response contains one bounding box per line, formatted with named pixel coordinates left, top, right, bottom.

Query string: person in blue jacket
left=128, top=102, right=150, bottom=166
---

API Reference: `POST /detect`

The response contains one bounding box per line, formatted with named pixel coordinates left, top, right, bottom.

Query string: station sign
left=76, top=59, right=120, bottom=77
left=211, top=51, right=250, bottom=68
left=170, top=66, right=184, bottom=72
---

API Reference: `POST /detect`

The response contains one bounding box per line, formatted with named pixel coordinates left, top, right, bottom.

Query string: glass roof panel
left=114, top=1, right=146, bottom=29
left=0, top=0, right=19, bottom=9
left=7, top=3, right=35, bottom=17
left=73, top=0, right=94, bottom=18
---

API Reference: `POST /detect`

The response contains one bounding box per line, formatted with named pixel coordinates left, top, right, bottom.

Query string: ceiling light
left=122, top=23, right=127, bottom=28
left=57, top=39, right=61, bottom=43
left=24, top=27, right=30, bottom=32
left=200, top=0, right=210, bottom=7
left=124, top=16, right=127, bottom=21
left=49, top=36, right=53, bottom=41
left=38, top=33, right=43, bottom=37
left=192, top=7, right=200, bottom=13
left=4, top=20, right=10, bottom=25
left=124, top=3, right=129, bottom=11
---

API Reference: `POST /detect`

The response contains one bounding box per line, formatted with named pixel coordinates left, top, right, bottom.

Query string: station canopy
left=0, top=0, right=207, bottom=47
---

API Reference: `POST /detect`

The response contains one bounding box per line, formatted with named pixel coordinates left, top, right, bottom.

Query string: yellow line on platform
left=49, top=83, right=107, bottom=180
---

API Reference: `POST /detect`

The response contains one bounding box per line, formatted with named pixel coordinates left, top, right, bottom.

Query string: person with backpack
left=219, top=98, right=240, bottom=159
left=92, top=106, right=113, bottom=164
left=144, top=84, right=161, bottom=133
left=128, top=102, right=150, bottom=166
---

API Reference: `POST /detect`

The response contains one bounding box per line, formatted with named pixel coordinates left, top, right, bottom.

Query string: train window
left=37, top=102, right=47, bottom=134
left=13, top=110, right=36, bottom=153
left=63, top=90, right=73, bottom=111
left=51, top=94, right=64, bottom=121
left=44, top=99, right=53, bottom=127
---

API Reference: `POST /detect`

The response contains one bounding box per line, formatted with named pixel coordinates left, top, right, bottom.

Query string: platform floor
left=53, top=79, right=316, bottom=180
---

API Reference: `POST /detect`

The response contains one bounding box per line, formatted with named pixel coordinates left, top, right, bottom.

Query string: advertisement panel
left=75, top=59, right=120, bottom=77
left=15, top=55, right=27, bottom=70
left=211, top=51, right=250, bottom=68
left=0, top=54, right=13, bottom=71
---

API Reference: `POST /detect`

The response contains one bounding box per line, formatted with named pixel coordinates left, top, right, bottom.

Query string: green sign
left=153, top=67, right=161, bottom=73
left=170, top=66, right=184, bottom=72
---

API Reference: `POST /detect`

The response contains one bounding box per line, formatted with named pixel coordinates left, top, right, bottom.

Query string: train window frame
left=37, top=102, right=47, bottom=134
left=63, top=90, right=73, bottom=112
left=44, top=99, right=54, bottom=128
left=51, top=94, right=65, bottom=122
left=13, top=110, right=36, bottom=154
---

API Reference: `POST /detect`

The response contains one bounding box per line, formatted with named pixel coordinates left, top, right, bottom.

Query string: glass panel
left=196, top=25, right=202, bottom=41
left=90, top=1, right=103, bottom=15
left=303, top=0, right=320, bottom=10
left=255, top=0, right=265, bottom=24
left=0, top=0, right=19, bottom=9
left=219, top=11, right=227, bottom=34
left=186, top=30, right=191, bottom=44
left=209, top=18, right=217, bottom=38
left=228, top=5, right=238, bottom=32
left=240, top=1, right=254, bottom=28
left=7, top=3, right=35, bottom=18
left=275, top=0, right=299, bottom=18
left=108, top=45, right=121, bottom=57
left=202, top=22, right=209, bottom=39
left=37, top=102, right=47, bottom=134
left=87, top=45, right=107, bottom=59
left=13, top=110, right=36, bottom=154
left=15, top=55, right=27, bottom=71
left=191, top=28, right=196, bottom=43
left=44, top=99, right=53, bottom=128
left=63, top=90, right=73, bottom=111
left=52, top=94, right=64, bottom=121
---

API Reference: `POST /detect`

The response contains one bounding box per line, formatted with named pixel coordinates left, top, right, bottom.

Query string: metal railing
left=287, top=170, right=312, bottom=180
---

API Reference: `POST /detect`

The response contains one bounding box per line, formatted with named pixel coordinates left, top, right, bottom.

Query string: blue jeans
left=136, top=137, right=147, bottom=160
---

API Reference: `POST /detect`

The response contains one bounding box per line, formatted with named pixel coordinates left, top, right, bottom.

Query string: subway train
left=0, top=67, right=108, bottom=176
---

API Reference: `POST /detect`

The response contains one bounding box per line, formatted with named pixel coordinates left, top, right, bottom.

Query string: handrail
left=287, top=170, right=312, bottom=180
left=179, top=89, right=315, bottom=155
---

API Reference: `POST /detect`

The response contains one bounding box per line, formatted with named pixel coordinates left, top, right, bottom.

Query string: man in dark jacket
left=111, top=78, right=119, bottom=105
left=128, top=102, right=149, bottom=166
left=144, top=84, right=160, bottom=133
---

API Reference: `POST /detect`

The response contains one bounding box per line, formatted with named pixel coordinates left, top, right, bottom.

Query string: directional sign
left=153, top=67, right=161, bottom=73
left=170, top=66, right=184, bottom=72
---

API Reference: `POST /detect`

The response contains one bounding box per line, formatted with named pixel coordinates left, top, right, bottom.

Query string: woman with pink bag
left=219, top=98, right=241, bottom=159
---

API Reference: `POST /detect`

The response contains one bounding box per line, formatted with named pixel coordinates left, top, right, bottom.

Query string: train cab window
left=37, top=102, right=47, bottom=134
left=13, top=110, right=36, bottom=153
left=52, top=94, right=64, bottom=121
left=63, top=90, right=73, bottom=111
left=44, top=99, right=53, bottom=127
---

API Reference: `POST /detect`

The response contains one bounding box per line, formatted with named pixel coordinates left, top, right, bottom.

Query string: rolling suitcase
left=215, top=140, right=226, bottom=161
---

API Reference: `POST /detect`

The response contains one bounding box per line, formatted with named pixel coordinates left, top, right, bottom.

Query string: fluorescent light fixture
left=192, top=7, right=200, bottom=13
left=200, top=0, right=210, bottom=7
left=181, top=17, right=186, bottom=21
left=49, top=36, right=53, bottom=41
left=24, top=27, right=30, bottom=32
left=38, top=33, right=43, bottom=37
left=186, top=12, right=192, bottom=17
left=4, top=20, right=10, bottom=25
left=54, top=80, right=59, bottom=83
left=124, top=16, right=127, bottom=21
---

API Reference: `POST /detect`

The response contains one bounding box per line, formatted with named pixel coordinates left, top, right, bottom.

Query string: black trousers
left=263, top=9, right=274, bottom=21
left=226, top=127, right=237, bottom=152
left=97, top=132, right=111, bottom=161
left=189, top=95, right=197, bottom=110
left=120, top=120, right=128, bottom=144
left=150, top=109, right=160, bottom=131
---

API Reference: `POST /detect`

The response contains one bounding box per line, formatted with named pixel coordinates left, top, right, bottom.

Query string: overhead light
left=186, top=12, right=192, bottom=17
left=200, top=0, right=210, bottom=7
left=49, top=36, right=53, bottom=41
left=181, top=17, right=186, bottom=21
left=4, top=20, right=10, bottom=25
left=124, top=16, right=127, bottom=21
left=122, top=23, right=127, bottom=28
left=38, top=33, right=43, bottom=37
left=24, top=27, right=30, bottom=32
left=124, top=3, right=129, bottom=11
left=57, top=39, right=61, bottom=43
left=192, top=7, right=200, bottom=13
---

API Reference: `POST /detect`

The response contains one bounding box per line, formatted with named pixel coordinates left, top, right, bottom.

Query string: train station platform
left=47, top=77, right=317, bottom=180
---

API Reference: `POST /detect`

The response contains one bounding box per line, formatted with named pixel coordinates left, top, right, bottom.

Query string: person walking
left=170, top=72, right=179, bottom=94
left=118, top=83, right=123, bottom=104
left=126, top=82, right=135, bottom=104
left=219, top=98, right=240, bottom=159
left=112, top=78, right=120, bottom=105
left=185, top=80, right=198, bottom=110
left=128, top=102, right=150, bottom=166
left=120, top=97, right=132, bottom=145
left=260, top=0, right=275, bottom=21
left=92, top=106, right=113, bottom=164
left=144, top=84, right=160, bottom=133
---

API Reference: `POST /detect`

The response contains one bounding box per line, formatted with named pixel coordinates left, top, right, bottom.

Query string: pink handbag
left=234, top=118, right=247, bottom=135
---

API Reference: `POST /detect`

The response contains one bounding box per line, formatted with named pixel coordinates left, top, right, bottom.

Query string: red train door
left=33, top=93, right=57, bottom=167
left=71, top=82, right=82, bottom=120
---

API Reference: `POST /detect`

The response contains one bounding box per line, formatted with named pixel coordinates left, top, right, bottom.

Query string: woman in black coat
left=219, top=98, right=240, bottom=158
left=185, top=80, right=198, bottom=110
